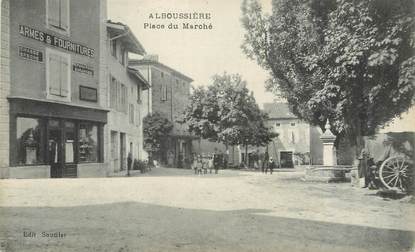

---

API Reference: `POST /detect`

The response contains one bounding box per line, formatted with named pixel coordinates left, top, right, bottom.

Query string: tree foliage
left=181, top=72, right=277, bottom=147
left=143, top=112, right=173, bottom=154
left=241, top=0, right=415, bottom=152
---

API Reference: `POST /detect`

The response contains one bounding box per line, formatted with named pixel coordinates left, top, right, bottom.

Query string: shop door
left=49, top=120, right=62, bottom=178
left=49, top=120, right=78, bottom=178
left=280, top=151, right=294, bottom=168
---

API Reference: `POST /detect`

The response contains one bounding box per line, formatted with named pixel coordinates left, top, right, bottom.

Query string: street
left=0, top=167, right=414, bottom=252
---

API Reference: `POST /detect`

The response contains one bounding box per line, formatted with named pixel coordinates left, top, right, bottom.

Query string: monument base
left=304, top=165, right=353, bottom=183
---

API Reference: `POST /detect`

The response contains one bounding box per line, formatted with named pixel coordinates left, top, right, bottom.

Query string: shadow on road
left=1, top=201, right=413, bottom=252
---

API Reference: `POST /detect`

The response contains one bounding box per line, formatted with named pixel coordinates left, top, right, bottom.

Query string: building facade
left=0, top=0, right=110, bottom=178
left=263, top=103, right=323, bottom=167
left=105, top=21, right=149, bottom=173
left=130, top=56, right=196, bottom=168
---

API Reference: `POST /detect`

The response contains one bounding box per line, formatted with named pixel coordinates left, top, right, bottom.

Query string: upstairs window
left=46, top=49, right=70, bottom=101
left=120, top=47, right=126, bottom=66
left=161, top=83, right=167, bottom=101
left=129, top=104, right=134, bottom=124
left=47, top=0, right=69, bottom=34
left=110, top=40, right=117, bottom=58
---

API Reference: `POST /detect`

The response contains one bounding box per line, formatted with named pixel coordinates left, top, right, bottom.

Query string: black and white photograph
left=0, top=0, right=414, bottom=251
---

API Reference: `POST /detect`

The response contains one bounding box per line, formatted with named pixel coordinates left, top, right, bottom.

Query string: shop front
left=8, top=97, right=108, bottom=178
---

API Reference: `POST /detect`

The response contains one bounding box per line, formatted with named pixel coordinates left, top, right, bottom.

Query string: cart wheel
left=379, top=156, right=413, bottom=192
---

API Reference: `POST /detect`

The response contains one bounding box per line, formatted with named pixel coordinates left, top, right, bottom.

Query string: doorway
left=280, top=151, right=294, bottom=168
left=48, top=119, right=78, bottom=178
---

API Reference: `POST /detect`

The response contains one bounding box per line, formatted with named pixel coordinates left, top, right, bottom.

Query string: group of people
left=192, top=154, right=220, bottom=175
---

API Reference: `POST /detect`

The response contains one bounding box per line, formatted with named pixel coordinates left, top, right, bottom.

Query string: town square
left=0, top=0, right=414, bottom=251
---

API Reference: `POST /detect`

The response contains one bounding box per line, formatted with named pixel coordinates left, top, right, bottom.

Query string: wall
left=0, top=0, right=10, bottom=178
left=9, top=0, right=102, bottom=108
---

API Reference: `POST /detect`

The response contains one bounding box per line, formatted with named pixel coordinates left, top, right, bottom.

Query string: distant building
left=263, top=103, right=323, bottom=167
left=130, top=56, right=196, bottom=168
left=106, top=21, right=150, bottom=173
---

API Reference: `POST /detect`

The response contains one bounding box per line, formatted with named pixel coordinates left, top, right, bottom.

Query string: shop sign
left=79, top=86, right=98, bottom=102
left=18, top=46, right=43, bottom=62
left=73, top=63, right=94, bottom=76
left=19, top=24, right=95, bottom=58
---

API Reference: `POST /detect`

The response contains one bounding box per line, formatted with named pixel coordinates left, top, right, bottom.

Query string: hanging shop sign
left=19, top=25, right=95, bottom=58
left=18, top=46, right=43, bottom=62
left=73, top=63, right=94, bottom=76
left=79, top=86, right=98, bottom=102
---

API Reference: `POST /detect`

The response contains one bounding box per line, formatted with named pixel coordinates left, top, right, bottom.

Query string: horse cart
left=364, top=132, right=414, bottom=193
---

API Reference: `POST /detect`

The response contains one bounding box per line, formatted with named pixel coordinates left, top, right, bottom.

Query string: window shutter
left=48, top=0, right=60, bottom=27
left=161, top=83, right=167, bottom=101
left=59, top=56, right=69, bottom=97
left=60, top=0, right=69, bottom=31
left=48, top=54, right=61, bottom=96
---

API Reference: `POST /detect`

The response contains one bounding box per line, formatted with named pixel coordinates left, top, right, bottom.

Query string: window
left=137, top=86, right=141, bottom=103
left=291, top=122, right=296, bottom=126
left=79, top=123, right=98, bottom=162
left=129, top=104, right=134, bottom=124
left=120, top=47, right=126, bottom=66
left=47, top=0, right=69, bottom=34
left=136, top=107, right=141, bottom=126
left=46, top=49, right=70, bottom=101
left=110, top=39, right=117, bottom=58
left=161, top=83, right=167, bottom=101
left=15, top=117, right=45, bottom=165
left=109, top=76, right=117, bottom=109
left=161, top=72, right=164, bottom=78
left=276, top=123, right=281, bottom=127
left=121, top=84, right=128, bottom=113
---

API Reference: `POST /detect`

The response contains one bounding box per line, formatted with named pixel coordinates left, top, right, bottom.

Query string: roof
left=106, top=20, right=146, bottom=55
left=263, top=103, right=298, bottom=119
left=127, top=67, right=150, bottom=90
left=129, top=59, right=193, bottom=83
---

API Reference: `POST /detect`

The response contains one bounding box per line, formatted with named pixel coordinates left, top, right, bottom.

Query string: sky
left=107, top=0, right=414, bottom=131
left=107, top=0, right=275, bottom=108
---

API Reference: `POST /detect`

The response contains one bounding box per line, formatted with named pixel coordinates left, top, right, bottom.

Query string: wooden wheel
left=379, top=156, right=413, bottom=192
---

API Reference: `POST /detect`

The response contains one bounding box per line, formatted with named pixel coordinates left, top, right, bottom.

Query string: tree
left=143, top=112, right=173, bottom=162
left=181, top=73, right=276, bottom=160
left=241, top=0, right=415, bottom=156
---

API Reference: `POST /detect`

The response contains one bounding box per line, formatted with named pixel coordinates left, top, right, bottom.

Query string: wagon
left=376, top=156, right=413, bottom=192
left=365, top=132, right=414, bottom=193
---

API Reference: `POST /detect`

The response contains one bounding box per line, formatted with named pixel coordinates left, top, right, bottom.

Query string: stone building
left=130, top=56, right=196, bottom=168
left=263, top=103, right=323, bottom=167
left=105, top=21, right=149, bottom=174
left=0, top=0, right=111, bottom=178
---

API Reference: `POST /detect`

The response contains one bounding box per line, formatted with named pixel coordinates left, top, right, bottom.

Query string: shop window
left=16, top=117, right=45, bottom=165
left=47, top=49, right=70, bottom=101
left=79, top=123, right=98, bottom=162
left=47, top=0, right=69, bottom=34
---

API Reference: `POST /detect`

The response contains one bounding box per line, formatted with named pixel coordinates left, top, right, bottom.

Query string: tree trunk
left=245, top=143, right=248, bottom=168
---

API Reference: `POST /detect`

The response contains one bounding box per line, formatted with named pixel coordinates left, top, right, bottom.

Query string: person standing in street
left=266, top=157, right=275, bottom=175
left=262, top=151, right=269, bottom=173
left=127, top=151, right=132, bottom=176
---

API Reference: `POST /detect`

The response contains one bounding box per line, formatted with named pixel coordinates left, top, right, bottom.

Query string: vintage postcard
left=0, top=0, right=414, bottom=251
